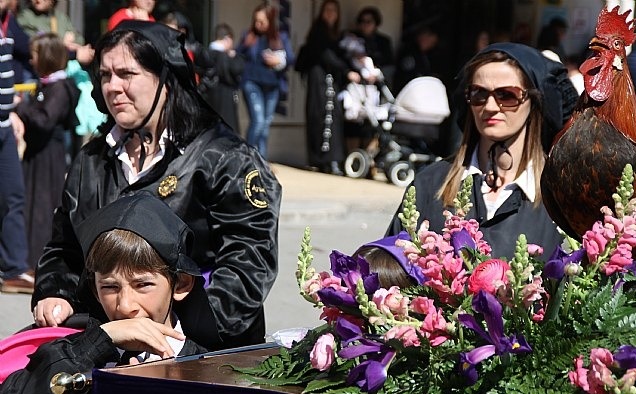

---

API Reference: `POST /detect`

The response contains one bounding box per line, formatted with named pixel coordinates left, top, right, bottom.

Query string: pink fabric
left=0, top=327, right=82, bottom=383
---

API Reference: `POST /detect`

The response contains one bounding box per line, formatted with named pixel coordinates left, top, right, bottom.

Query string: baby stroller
left=342, top=76, right=451, bottom=187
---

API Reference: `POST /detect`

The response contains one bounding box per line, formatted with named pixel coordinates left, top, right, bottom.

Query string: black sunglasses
left=465, top=85, right=529, bottom=108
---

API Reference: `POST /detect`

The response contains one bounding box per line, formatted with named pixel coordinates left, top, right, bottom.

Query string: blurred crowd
left=0, top=0, right=615, bottom=295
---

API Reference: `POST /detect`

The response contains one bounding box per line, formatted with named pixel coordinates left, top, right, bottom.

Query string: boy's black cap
left=76, top=193, right=201, bottom=277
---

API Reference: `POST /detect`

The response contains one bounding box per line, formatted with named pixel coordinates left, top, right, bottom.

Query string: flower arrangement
left=238, top=165, right=636, bottom=393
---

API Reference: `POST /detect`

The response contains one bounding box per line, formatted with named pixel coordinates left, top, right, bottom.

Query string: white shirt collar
left=462, top=146, right=536, bottom=203
left=106, top=126, right=168, bottom=184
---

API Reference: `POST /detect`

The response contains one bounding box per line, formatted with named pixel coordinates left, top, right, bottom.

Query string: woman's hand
left=101, top=318, right=186, bottom=360
left=33, top=298, right=74, bottom=327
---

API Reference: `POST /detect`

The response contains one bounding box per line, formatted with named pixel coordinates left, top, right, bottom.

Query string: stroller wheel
left=344, top=149, right=371, bottom=179
left=388, top=161, right=414, bottom=187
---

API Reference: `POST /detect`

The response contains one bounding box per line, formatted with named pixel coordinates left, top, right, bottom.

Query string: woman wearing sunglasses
left=386, top=42, right=578, bottom=260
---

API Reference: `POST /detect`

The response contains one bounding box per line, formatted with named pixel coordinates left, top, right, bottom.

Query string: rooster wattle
left=541, top=6, right=636, bottom=239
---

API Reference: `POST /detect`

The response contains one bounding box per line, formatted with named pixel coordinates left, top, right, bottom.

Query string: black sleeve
left=0, top=318, right=119, bottom=394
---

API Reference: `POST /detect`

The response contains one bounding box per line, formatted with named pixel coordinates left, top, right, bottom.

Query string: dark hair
left=251, top=3, right=281, bottom=49
left=30, top=33, right=67, bottom=76
left=215, top=23, right=234, bottom=40
left=354, top=246, right=415, bottom=289
left=93, top=28, right=217, bottom=148
left=85, top=229, right=174, bottom=285
left=356, top=6, right=382, bottom=27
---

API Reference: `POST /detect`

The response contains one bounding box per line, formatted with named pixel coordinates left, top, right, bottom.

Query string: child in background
left=16, top=33, right=80, bottom=269
left=0, top=194, right=209, bottom=393
left=353, top=231, right=426, bottom=288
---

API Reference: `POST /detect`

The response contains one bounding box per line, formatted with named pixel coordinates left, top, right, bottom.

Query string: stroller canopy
left=393, top=77, right=450, bottom=125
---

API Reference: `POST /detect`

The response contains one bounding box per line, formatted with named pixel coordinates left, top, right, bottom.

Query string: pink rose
left=310, top=333, right=335, bottom=371
left=467, top=259, right=510, bottom=295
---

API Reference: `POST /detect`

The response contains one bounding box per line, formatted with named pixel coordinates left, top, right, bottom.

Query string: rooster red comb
left=596, top=6, right=636, bottom=45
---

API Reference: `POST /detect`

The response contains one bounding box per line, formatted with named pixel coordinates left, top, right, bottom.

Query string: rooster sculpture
left=541, top=6, right=636, bottom=239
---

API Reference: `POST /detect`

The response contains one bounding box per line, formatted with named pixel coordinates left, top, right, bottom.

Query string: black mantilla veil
left=453, top=42, right=578, bottom=154
left=91, top=20, right=221, bottom=168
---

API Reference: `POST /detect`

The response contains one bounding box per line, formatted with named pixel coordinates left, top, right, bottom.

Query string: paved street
left=0, top=163, right=406, bottom=340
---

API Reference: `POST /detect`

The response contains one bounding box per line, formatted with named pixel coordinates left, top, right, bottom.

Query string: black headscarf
left=454, top=42, right=579, bottom=153
left=92, top=20, right=214, bottom=168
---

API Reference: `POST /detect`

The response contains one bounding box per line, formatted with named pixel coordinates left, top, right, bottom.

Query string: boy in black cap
left=1, top=194, right=208, bottom=393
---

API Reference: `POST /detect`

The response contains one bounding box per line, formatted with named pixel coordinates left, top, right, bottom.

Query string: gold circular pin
left=245, top=170, right=268, bottom=208
left=158, top=175, right=178, bottom=198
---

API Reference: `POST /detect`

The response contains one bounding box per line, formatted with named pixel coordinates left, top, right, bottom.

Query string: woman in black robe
left=297, top=0, right=351, bottom=175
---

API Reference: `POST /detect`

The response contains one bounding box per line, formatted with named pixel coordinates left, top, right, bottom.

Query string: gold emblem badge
left=158, top=175, right=178, bottom=198
left=245, top=170, right=268, bottom=208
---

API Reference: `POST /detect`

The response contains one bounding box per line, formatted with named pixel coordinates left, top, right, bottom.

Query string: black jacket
left=386, top=160, right=562, bottom=260
left=31, top=122, right=281, bottom=351
left=0, top=317, right=208, bottom=394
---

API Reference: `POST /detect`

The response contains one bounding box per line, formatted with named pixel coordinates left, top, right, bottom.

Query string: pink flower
left=619, top=368, right=636, bottom=390
left=583, top=222, right=610, bottom=263
left=467, top=259, right=510, bottom=295
left=421, top=308, right=449, bottom=346
left=302, top=272, right=346, bottom=302
left=588, top=348, right=616, bottom=393
left=310, top=333, right=335, bottom=371
left=410, top=296, right=436, bottom=315
left=384, top=325, right=421, bottom=347
left=569, top=356, right=589, bottom=391
left=604, top=243, right=633, bottom=275
left=373, top=286, right=409, bottom=319
left=527, top=244, right=543, bottom=256
left=319, top=306, right=341, bottom=323
left=521, top=275, right=546, bottom=308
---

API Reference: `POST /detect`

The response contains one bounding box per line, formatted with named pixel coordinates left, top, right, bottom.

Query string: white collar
left=106, top=126, right=168, bottom=184
left=462, top=146, right=536, bottom=203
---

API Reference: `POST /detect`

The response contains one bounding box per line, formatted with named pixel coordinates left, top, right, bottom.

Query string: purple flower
left=614, top=345, right=636, bottom=369
left=340, top=338, right=395, bottom=393
left=457, top=291, right=532, bottom=384
left=459, top=345, right=496, bottom=385
left=329, top=250, right=380, bottom=295
left=335, top=317, right=363, bottom=346
left=317, top=287, right=357, bottom=309
left=451, top=228, right=476, bottom=257
left=543, top=247, right=586, bottom=280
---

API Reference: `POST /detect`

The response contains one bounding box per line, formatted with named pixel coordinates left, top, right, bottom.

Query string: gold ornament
left=158, top=175, right=178, bottom=198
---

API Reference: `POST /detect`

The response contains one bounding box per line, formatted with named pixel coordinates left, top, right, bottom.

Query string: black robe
left=386, top=159, right=562, bottom=261
left=300, top=23, right=350, bottom=167
left=31, top=122, right=282, bottom=351
left=17, top=78, right=80, bottom=268
left=194, top=46, right=245, bottom=134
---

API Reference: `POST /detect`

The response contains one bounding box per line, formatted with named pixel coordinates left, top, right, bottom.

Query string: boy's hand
left=101, top=318, right=186, bottom=359
left=33, top=298, right=74, bottom=327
